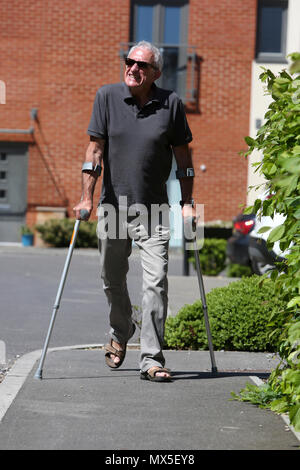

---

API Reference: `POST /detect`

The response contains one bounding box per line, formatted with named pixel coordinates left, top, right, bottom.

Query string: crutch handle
left=79, top=209, right=90, bottom=220
left=183, top=216, right=197, bottom=241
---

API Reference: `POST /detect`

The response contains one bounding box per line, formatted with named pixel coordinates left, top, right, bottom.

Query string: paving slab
left=0, top=347, right=299, bottom=450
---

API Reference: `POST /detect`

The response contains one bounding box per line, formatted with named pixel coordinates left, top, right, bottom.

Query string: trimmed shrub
left=36, top=218, right=98, bottom=248
left=165, top=275, right=286, bottom=352
left=189, top=238, right=227, bottom=276
left=226, top=263, right=252, bottom=278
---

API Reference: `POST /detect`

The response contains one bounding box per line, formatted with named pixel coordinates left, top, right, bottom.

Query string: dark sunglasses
left=125, top=57, right=158, bottom=70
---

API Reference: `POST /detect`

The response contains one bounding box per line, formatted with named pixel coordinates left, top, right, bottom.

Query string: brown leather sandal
left=140, top=367, right=172, bottom=382
left=104, top=324, right=136, bottom=369
left=104, top=340, right=127, bottom=369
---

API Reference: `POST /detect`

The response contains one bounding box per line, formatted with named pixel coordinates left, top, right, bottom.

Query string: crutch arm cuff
left=82, top=162, right=102, bottom=177
left=176, top=167, right=195, bottom=179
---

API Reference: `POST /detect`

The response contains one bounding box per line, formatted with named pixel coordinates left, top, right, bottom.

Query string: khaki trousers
left=98, top=209, right=170, bottom=372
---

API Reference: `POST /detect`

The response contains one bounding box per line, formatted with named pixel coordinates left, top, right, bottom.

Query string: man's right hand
left=73, top=200, right=93, bottom=221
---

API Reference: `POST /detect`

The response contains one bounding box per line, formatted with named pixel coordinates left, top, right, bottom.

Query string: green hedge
left=165, top=275, right=286, bottom=352
left=189, top=238, right=227, bottom=276
left=226, top=263, right=252, bottom=278
left=36, top=218, right=98, bottom=248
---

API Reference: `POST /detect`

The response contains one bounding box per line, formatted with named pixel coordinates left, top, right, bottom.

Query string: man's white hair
left=128, top=41, right=163, bottom=71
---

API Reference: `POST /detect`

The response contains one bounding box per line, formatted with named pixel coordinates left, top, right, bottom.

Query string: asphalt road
left=0, top=246, right=234, bottom=365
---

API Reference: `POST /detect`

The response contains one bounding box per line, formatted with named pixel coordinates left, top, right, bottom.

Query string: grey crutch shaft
left=192, top=237, right=218, bottom=373
left=185, top=216, right=218, bottom=374
left=34, top=210, right=88, bottom=380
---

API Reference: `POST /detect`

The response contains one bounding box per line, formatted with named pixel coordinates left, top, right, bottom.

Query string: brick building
left=0, top=0, right=296, bottom=245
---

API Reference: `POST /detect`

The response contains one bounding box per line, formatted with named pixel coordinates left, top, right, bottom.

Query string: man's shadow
left=38, top=369, right=270, bottom=381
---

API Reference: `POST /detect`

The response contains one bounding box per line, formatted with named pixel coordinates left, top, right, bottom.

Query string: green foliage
left=231, top=382, right=283, bottom=409
left=235, top=54, right=300, bottom=432
left=35, top=218, right=98, bottom=248
left=289, top=52, right=300, bottom=74
left=165, top=276, right=286, bottom=352
left=189, top=238, right=227, bottom=276
left=226, top=263, right=252, bottom=278
left=20, top=225, right=34, bottom=235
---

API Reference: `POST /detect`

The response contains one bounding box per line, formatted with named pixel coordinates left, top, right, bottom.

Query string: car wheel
left=251, top=259, right=274, bottom=276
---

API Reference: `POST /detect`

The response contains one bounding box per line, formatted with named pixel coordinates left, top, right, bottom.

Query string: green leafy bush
left=236, top=53, right=300, bottom=431
left=165, top=275, right=286, bottom=352
left=189, top=238, right=227, bottom=276
left=36, top=218, right=98, bottom=248
left=20, top=225, right=34, bottom=235
left=226, top=263, right=252, bottom=278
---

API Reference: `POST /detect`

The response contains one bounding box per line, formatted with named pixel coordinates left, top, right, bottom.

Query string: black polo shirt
left=88, top=82, right=192, bottom=209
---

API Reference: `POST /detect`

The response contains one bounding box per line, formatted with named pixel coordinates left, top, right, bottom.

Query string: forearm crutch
left=34, top=210, right=89, bottom=380
left=185, top=217, right=218, bottom=374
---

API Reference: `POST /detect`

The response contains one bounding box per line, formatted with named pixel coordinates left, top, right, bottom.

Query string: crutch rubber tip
left=34, top=369, right=43, bottom=380
left=211, top=367, right=218, bottom=375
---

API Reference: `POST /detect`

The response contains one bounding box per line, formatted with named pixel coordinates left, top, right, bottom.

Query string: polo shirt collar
left=122, top=82, right=162, bottom=105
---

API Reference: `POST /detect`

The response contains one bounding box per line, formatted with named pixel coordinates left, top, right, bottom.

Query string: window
left=130, top=1, right=191, bottom=99
left=0, top=190, right=6, bottom=199
left=256, top=0, right=288, bottom=62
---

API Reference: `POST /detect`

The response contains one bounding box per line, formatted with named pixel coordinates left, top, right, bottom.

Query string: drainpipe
left=0, top=108, right=38, bottom=134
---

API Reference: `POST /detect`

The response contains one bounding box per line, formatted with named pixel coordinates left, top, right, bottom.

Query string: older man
left=74, top=41, right=194, bottom=382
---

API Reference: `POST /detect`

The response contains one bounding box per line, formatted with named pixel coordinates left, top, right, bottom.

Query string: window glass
left=164, top=6, right=180, bottom=44
left=258, top=5, right=283, bottom=53
left=136, top=5, right=153, bottom=42
left=162, top=7, right=181, bottom=91
left=130, top=1, right=190, bottom=100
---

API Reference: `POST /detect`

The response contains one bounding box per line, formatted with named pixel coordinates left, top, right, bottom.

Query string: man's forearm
left=81, top=137, right=105, bottom=202
left=179, top=178, right=194, bottom=204
left=81, top=172, right=98, bottom=202
left=172, top=144, right=194, bottom=204
left=73, top=137, right=105, bottom=219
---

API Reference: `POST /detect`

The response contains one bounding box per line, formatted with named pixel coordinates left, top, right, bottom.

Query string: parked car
left=226, top=196, right=287, bottom=275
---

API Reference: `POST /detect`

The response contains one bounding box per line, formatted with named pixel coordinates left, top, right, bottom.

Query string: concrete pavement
left=0, top=346, right=299, bottom=450
left=0, top=246, right=299, bottom=451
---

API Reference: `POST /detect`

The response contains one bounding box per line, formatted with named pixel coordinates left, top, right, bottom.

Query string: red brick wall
left=188, top=0, right=257, bottom=220
left=0, top=0, right=130, bottom=224
left=0, top=0, right=257, bottom=224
